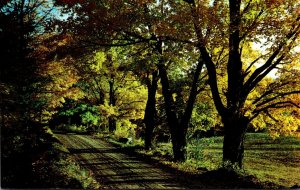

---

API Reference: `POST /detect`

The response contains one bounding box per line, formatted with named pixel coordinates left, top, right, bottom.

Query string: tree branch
left=255, top=90, right=300, bottom=108
left=181, top=56, right=204, bottom=127
left=244, top=55, right=263, bottom=75
left=252, top=81, right=293, bottom=104
left=264, top=110, right=279, bottom=122
left=248, top=54, right=285, bottom=92
left=253, top=101, right=300, bottom=114
left=240, top=9, right=264, bottom=40
left=186, top=2, right=227, bottom=116
left=244, top=19, right=300, bottom=94
left=199, top=46, right=227, bottom=116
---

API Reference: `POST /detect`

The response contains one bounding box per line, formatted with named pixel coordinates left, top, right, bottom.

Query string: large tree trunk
left=173, top=57, right=205, bottom=161
left=155, top=41, right=186, bottom=161
left=172, top=135, right=186, bottom=162
left=158, top=64, right=186, bottom=161
left=144, top=71, right=159, bottom=150
left=222, top=114, right=249, bottom=168
left=157, top=55, right=204, bottom=161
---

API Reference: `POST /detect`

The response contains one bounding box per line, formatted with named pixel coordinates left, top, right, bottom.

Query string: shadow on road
left=58, top=134, right=286, bottom=189
left=59, top=134, right=189, bottom=189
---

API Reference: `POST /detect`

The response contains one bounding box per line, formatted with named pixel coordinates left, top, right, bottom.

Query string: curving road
left=56, top=134, right=189, bottom=189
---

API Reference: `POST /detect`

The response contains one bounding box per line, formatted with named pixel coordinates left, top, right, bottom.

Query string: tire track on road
left=56, top=134, right=188, bottom=189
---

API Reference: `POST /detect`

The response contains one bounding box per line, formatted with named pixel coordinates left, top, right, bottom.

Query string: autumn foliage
left=1, top=0, right=300, bottom=187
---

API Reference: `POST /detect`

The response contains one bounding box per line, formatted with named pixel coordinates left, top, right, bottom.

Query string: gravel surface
left=56, top=134, right=188, bottom=189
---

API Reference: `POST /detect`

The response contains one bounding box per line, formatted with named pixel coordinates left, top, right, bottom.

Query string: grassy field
left=244, top=133, right=300, bottom=187
left=151, top=133, right=300, bottom=187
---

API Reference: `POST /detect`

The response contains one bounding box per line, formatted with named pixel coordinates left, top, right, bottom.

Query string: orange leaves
left=38, top=56, right=84, bottom=112
left=265, top=0, right=285, bottom=8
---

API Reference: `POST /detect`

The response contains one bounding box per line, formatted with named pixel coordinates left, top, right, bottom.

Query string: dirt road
left=56, top=134, right=189, bottom=189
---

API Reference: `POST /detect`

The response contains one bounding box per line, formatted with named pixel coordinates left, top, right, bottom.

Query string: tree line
left=1, top=0, right=300, bottom=178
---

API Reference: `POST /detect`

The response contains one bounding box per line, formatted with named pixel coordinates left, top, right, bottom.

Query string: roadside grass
left=1, top=126, right=100, bottom=189
left=108, top=132, right=300, bottom=187
left=185, top=133, right=300, bottom=187
left=31, top=129, right=101, bottom=189
left=39, top=140, right=101, bottom=189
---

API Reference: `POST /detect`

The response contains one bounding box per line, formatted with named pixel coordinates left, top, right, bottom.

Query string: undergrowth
left=32, top=139, right=101, bottom=189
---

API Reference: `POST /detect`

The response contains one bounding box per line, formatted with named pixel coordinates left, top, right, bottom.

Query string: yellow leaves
left=252, top=91, right=300, bottom=137
left=38, top=56, right=84, bottom=111
left=117, top=78, right=147, bottom=120
left=85, top=47, right=148, bottom=132
left=57, top=36, right=70, bottom=47
left=267, top=109, right=300, bottom=138
left=40, top=109, right=57, bottom=123
left=134, top=0, right=155, bottom=5
left=98, top=78, right=147, bottom=131
left=99, top=102, right=118, bottom=118
left=251, top=106, right=300, bottom=139
left=91, top=51, right=106, bottom=72
left=115, top=119, right=137, bottom=139
left=243, top=68, right=300, bottom=136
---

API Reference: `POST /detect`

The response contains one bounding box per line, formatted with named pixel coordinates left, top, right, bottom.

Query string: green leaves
left=59, top=103, right=100, bottom=127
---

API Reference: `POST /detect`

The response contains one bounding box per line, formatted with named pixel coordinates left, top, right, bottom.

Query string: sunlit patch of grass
left=243, top=133, right=300, bottom=187
left=244, top=155, right=300, bottom=187
left=189, top=133, right=300, bottom=187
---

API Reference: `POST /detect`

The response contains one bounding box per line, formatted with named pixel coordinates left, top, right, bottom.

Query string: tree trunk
left=144, top=71, right=159, bottom=150
left=108, top=79, right=116, bottom=133
left=158, top=64, right=186, bottom=161
left=172, top=125, right=187, bottom=162
left=222, top=115, right=249, bottom=168
left=109, top=117, right=116, bottom=132
left=99, top=90, right=105, bottom=105
left=157, top=55, right=204, bottom=162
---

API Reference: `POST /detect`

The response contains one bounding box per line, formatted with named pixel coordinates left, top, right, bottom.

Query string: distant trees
left=92, top=48, right=148, bottom=136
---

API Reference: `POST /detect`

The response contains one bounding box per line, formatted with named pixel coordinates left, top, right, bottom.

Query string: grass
left=1, top=125, right=101, bottom=189
left=112, top=132, right=300, bottom=188
left=185, top=133, right=300, bottom=187
left=243, top=133, right=300, bottom=187
left=44, top=141, right=101, bottom=189
left=26, top=130, right=101, bottom=189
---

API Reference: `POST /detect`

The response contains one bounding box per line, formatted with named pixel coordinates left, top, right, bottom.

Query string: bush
left=59, top=124, right=88, bottom=134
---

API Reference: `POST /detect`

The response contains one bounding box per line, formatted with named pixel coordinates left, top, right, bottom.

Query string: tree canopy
left=1, top=1, right=300, bottom=185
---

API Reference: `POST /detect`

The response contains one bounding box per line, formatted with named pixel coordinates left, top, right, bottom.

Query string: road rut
left=56, top=134, right=189, bottom=189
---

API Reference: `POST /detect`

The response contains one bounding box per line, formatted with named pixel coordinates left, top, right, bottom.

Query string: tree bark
left=108, top=79, right=116, bottom=132
left=158, top=64, right=186, bottom=161
left=144, top=71, right=159, bottom=150
left=109, top=117, right=116, bottom=132
left=157, top=55, right=204, bottom=161
left=222, top=114, right=249, bottom=168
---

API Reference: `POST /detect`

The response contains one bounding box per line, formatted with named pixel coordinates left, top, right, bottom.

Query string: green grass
left=148, top=133, right=300, bottom=187
left=243, top=133, right=300, bottom=187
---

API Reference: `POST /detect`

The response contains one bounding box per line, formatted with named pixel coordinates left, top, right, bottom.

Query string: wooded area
left=1, top=0, right=300, bottom=188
